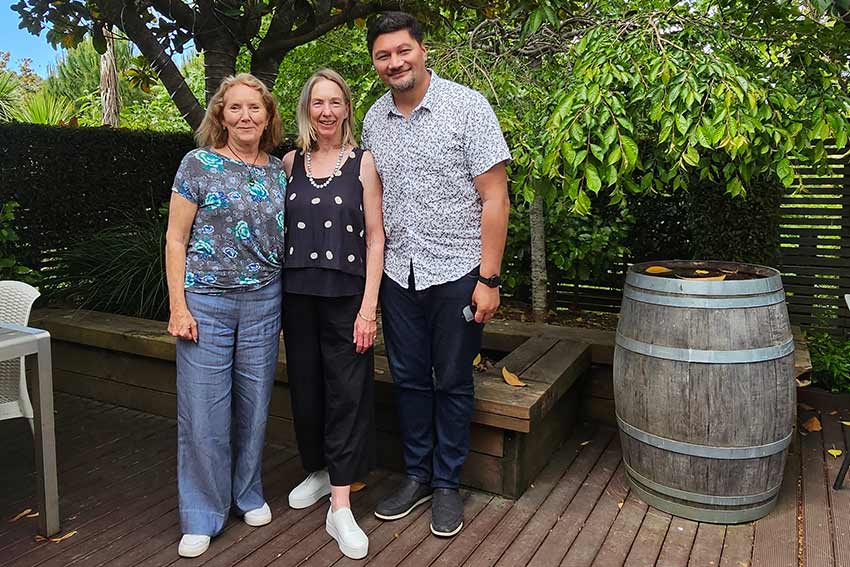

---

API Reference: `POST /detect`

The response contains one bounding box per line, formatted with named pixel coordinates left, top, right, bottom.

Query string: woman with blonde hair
left=282, top=68, right=384, bottom=559
left=165, top=73, right=286, bottom=558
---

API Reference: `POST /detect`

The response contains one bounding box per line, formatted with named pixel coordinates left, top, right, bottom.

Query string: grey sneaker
left=374, top=478, right=433, bottom=520
left=430, top=488, right=463, bottom=537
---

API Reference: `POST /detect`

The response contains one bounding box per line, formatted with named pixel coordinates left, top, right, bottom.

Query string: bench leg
left=31, top=337, right=59, bottom=537
left=835, top=426, right=850, bottom=491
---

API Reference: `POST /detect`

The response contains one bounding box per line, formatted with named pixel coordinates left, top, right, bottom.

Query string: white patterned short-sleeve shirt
left=362, top=71, right=511, bottom=290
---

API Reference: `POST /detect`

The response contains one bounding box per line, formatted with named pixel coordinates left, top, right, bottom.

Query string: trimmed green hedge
left=1, top=123, right=196, bottom=267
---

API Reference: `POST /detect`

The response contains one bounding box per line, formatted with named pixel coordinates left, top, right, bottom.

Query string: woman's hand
left=353, top=313, right=377, bottom=354
left=168, top=307, right=199, bottom=342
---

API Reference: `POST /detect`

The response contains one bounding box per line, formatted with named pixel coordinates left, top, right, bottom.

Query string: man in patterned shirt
left=361, top=11, right=511, bottom=538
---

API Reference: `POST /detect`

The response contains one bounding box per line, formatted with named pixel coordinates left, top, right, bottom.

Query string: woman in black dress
left=281, top=68, right=384, bottom=559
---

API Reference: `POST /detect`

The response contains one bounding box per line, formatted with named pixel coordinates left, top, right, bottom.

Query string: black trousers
left=282, top=292, right=375, bottom=486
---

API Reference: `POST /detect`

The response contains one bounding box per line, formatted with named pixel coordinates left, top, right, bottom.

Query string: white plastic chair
left=0, top=280, right=40, bottom=432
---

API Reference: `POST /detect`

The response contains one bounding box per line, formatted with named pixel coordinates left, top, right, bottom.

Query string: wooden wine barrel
left=614, top=260, right=795, bottom=524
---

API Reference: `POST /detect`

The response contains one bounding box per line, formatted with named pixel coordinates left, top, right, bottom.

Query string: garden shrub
left=805, top=330, right=850, bottom=394
left=0, top=200, right=39, bottom=284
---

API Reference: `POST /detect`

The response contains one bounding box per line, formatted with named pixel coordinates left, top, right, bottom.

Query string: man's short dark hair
left=366, top=11, right=424, bottom=54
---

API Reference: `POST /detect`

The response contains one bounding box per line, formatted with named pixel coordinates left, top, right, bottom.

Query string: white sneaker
left=288, top=470, right=331, bottom=509
left=326, top=505, right=368, bottom=559
left=178, top=534, right=210, bottom=558
left=244, top=502, right=272, bottom=526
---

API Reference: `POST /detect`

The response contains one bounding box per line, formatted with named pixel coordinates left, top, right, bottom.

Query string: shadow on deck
left=1, top=393, right=848, bottom=567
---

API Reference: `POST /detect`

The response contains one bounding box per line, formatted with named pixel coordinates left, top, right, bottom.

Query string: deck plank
left=558, top=461, right=630, bottom=567
left=589, top=493, right=648, bottom=567
left=429, top=496, right=513, bottom=566
left=465, top=431, right=591, bottom=567
left=824, top=414, right=850, bottom=567
left=655, top=516, right=698, bottom=567
left=718, top=524, right=754, bottom=567
left=622, top=507, right=671, bottom=567
left=686, top=524, right=726, bottom=567
left=527, top=443, right=622, bottom=567
left=752, top=449, right=800, bottom=567
left=802, top=425, right=835, bottom=567
left=493, top=428, right=615, bottom=567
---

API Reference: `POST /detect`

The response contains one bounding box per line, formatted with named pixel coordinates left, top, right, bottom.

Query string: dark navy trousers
left=380, top=267, right=483, bottom=489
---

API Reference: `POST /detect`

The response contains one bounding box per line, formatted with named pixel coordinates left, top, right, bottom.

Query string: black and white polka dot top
left=283, top=147, right=367, bottom=285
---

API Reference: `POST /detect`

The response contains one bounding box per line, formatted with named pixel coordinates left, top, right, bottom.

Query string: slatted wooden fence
left=551, top=146, right=850, bottom=333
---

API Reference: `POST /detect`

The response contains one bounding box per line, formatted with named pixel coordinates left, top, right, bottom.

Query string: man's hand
left=471, top=282, right=500, bottom=323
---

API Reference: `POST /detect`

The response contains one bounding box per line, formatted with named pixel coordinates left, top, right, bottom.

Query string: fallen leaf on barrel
left=9, top=509, right=32, bottom=523
left=828, top=449, right=843, bottom=458
left=796, top=378, right=812, bottom=388
left=841, top=421, right=850, bottom=427
left=472, top=354, right=481, bottom=366
left=645, top=266, right=672, bottom=274
left=802, top=416, right=822, bottom=432
left=49, top=531, right=77, bottom=543
left=502, top=367, right=526, bottom=387
left=351, top=481, right=366, bottom=492
left=694, top=269, right=710, bottom=274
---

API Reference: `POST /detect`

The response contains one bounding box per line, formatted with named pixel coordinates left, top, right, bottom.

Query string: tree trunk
left=99, top=28, right=120, bottom=127
left=530, top=191, right=548, bottom=322
left=116, top=5, right=205, bottom=129
left=201, top=42, right=239, bottom=104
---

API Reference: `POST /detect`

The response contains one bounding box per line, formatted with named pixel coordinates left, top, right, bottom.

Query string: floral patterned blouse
left=171, top=148, right=287, bottom=294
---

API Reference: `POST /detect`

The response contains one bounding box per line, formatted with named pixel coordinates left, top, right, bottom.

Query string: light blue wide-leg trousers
left=176, top=277, right=281, bottom=536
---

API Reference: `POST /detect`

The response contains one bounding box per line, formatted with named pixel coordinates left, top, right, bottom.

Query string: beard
left=389, top=74, right=416, bottom=92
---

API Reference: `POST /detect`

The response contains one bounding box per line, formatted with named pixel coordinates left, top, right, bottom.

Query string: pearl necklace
left=305, top=144, right=346, bottom=189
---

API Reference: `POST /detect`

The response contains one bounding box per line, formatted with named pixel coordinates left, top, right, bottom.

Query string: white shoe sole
left=430, top=521, right=463, bottom=537
left=289, top=484, right=332, bottom=509
left=244, top=512, right=272, bottom=526
left=326, top=520, right=368, bottom=559
left=374, top=495, right=433, bottom=521
left=178, top=540, right=210, bottom=558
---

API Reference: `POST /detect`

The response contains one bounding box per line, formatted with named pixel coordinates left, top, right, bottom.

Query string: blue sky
left=1, top=4, right=62, bottom=76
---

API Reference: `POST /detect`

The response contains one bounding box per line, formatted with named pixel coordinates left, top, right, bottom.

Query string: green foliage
left=43, top=212, right=169, bottom=320
left=12, top=90, right=76, bottom=125
left=44, top=38, right=141, bottom=105
left=0, top=201, right=39, bottom=284
left=0, top=123, right=196, bottom=268
left=0, top=72, right=21, bottom=122
left=629, top=175, right=784, bottom=266
left=806, top=330, right=850, bottom=394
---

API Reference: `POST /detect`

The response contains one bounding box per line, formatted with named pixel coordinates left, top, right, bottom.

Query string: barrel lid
left=627, top=260, right=783, bottom=295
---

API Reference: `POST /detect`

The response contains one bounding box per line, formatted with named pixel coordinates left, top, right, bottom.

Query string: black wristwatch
left=478, top=274, right=501, bottom=288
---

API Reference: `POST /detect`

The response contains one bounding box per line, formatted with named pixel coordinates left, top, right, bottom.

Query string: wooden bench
left=30, top=308, right=591, bottom=497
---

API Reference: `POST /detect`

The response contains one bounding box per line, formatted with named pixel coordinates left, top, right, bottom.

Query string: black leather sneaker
left=430, top=488, right=463, bottom=537
left=374, top=478, right=433, bottom=520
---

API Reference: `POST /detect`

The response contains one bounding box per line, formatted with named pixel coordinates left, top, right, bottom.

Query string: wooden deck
left=1, top=394, right=848, bottom=567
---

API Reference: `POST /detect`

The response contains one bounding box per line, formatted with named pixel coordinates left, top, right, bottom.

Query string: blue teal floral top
left=171, top=148, right=286, bottom=294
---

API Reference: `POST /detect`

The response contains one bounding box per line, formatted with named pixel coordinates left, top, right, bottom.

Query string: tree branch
left=147, top=0, right=196, bottom=31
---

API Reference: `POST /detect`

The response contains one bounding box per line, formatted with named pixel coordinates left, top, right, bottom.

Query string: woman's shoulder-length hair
left=195, top=73, right=283, bottom=152
left=295, top=68, right=357, bottom=151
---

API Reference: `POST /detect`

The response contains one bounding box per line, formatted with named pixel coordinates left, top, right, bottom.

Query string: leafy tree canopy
left=12, top=0, right=492, bottom=129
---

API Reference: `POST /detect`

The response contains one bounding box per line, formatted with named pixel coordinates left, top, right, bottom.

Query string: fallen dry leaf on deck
left=830, top=411, right=838, bottom=415
left=841, top=421, right=850, bottom=427
left=26, top=512, right=39, bottom=518
left=501, top=367, right=526, bottom=387
left=350, top=481, right=366, bottom=493
left=617, top=500, right=624, bottom=509
left=33, top=535, right=46, bottom=542
left=799, top=403, right=815, bottom=411
left=49, top=531, right=77, bottom=543
left=796, top=378, right=812, bottom=388
left=802, top=416, right=822, bottom=432
left=374, top=369, right=385, bottom=375
left=473, top=354, right=481, bottom=366
left=9, top=509, right=32, bottom=523
left=828, top=449, right=843, bottom=458
left=580, top=440, right=592, bottom=446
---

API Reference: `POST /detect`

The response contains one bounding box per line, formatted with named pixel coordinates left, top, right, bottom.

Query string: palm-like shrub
left=43, top=213, right=169, bottom=321
left=13, top=90, right=75, bottom=125
left=0, top=72, right=21, bottom=122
